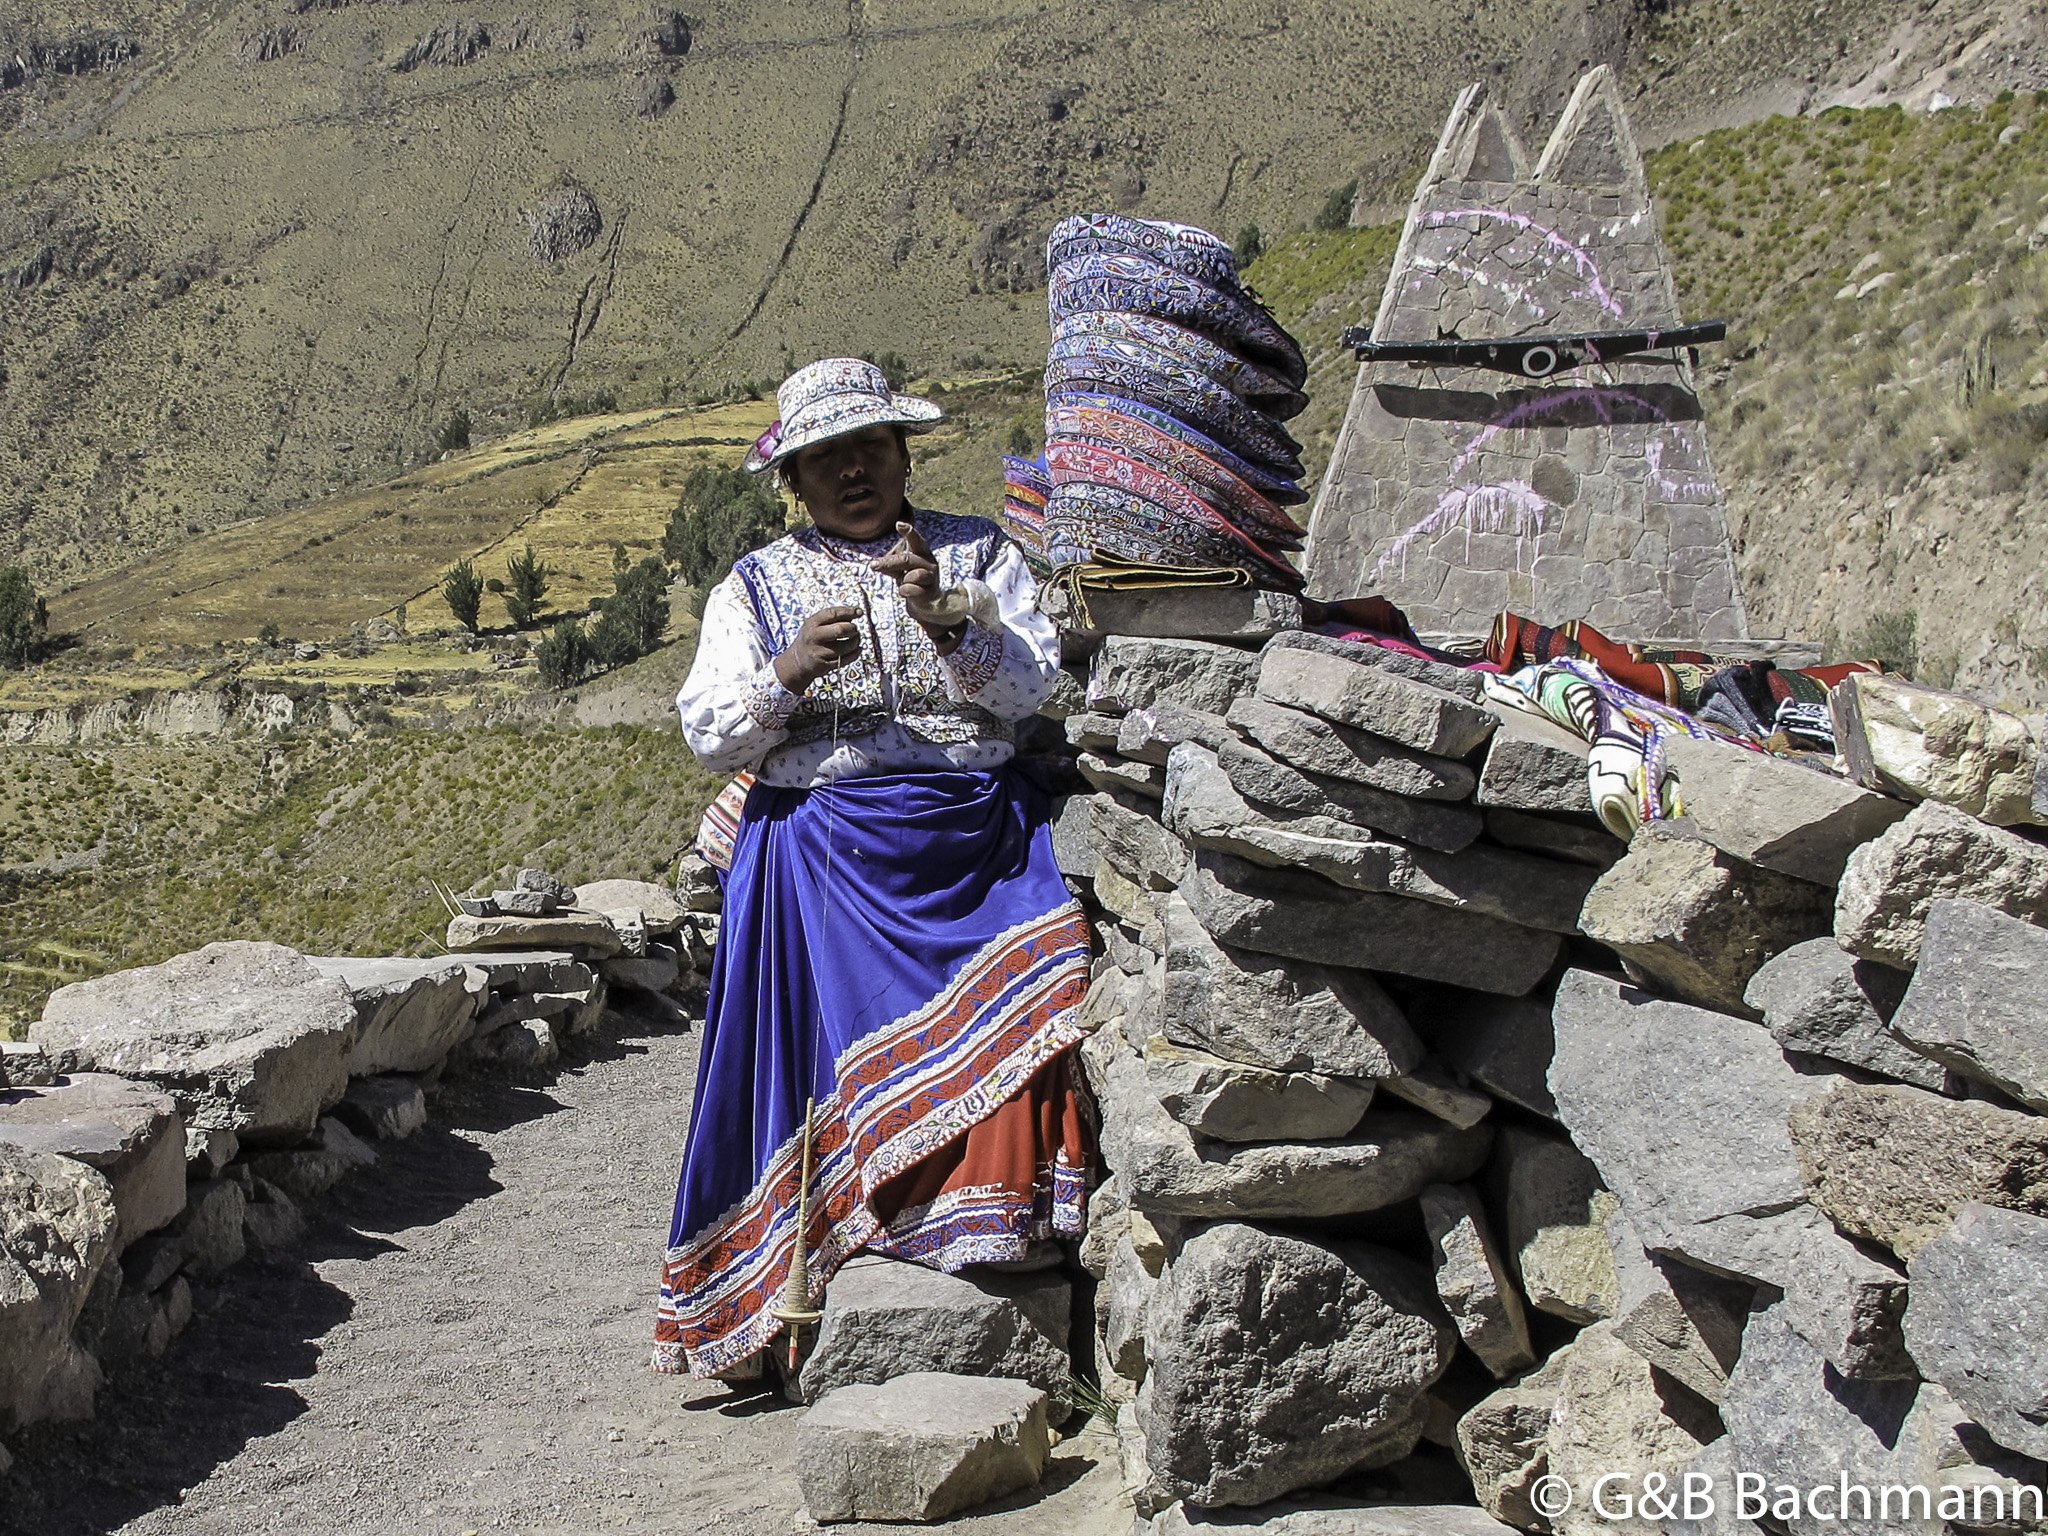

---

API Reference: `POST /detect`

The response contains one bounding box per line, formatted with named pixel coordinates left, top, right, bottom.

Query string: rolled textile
left=1046, top=213, right=1241, bottom=289
left=1046, top=397, right=1307, bottom=547
left=1052, top=309, right=1309, bottom=418
left=1046, top=390, right=1307, bottom=504
left=1048, top=250, right=1306, bottom=388
left=1043, top=349, right=1306, bottom=483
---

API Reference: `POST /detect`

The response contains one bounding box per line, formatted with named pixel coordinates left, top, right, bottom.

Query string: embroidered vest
left=732, top=511, right=1011, bottom=751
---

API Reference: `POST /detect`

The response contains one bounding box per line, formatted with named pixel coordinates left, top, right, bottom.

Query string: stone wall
left=0, top=876, right=714, bottom=1467
left=1304, top=70, right=1749, bottom=644
left=1050, top=626, right=2048, bottom=1533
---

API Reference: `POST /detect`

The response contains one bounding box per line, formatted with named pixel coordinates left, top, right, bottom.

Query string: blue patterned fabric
left=1048, top=251, right=1306, bottom=388
left=1046, top=214, right=1241, bottom=290
left=655, top=768, right=1091, bottom=1377
left=1051, top=310, right=1309, bottom=418
left=1043, top=350, right=1306, bottom=481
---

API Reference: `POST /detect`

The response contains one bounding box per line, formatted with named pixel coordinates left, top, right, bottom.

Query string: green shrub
left=0, top=568, right=48, bottom=668
left=587, top=554, right=670, bottom=670
left=435, top=409, right=472, bottom=454
left=1313, top=180, right=1358, bottom=232
left=535, top=618, right=590, bottom=689
left=1233, top=224, right=1265, bottom=266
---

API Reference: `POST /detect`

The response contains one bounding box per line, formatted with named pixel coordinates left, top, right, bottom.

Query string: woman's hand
left=773, top=605, right=863, bottom=692
left=871, top=521, right=968, bottom=653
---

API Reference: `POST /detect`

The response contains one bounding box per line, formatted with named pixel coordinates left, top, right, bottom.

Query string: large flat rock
left=0, top=1073, right=184, bottom=1247
left=1139, top=1222, right=1451, bottom=1509
left=1228, top=694, right=1476, bottom=801
left=1144, top=1035, right=1374, bottom=1143
left=1888, top=898, right=2048, bottom=1110
left=0, top=1143, right=117, bottom=1433
left=1743, top=939, right=1943, bottom=1090
left=1048, top=585, right=1302, bottom=641
left=308, top=956, right=477, bottom=1077
left=1832, top=670, right=2041, bottom=826
left=1577, top=825, right=1834, bottom=1016
left=1663, top=732, right=1910, bottom=885
left=1607, top=1209, right=1749, bottom=1405
left=1158, top=890, right=1424, bottom=1078
left=1475, top=707, right=1593, bottom=814
left=1088, top=635, right=1263, bottom=714
left=1090, top=1036, right=1490, bottom=1219
left=1904, top=1204, right=2048, bottom=1462
left=33, top=941, right=354, bottom=1145
left=1834, top=800, right=2048, bottom=967
left=444, top=912, right=623, bottom=957
left=1791, top=1081, right=2048, bottom=1260
left=1180, top=849, right=1560, bottom=997
left=798, top=1253, right=1073, bottom=1419
left=1550, top=970, right=1910, bottom=1378
left=796, top=1372, right=1050, bottom=1524
left=1257, top=647, right=1496, bottom=758
left=1218, top=736, right=1483, bottom=853
left=1263, top=628, right=1488, bottom=702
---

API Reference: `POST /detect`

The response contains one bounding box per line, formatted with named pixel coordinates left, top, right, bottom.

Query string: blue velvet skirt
left=653, top=767, right=1093, bottom=1377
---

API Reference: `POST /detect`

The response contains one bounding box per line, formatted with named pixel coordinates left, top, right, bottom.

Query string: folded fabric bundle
left=1046, top=399, right=1307, bottom=547
left=1048, top=251, right=1306, bottom=387
left=1485, top=612, right=1875, bottom=714
left=1040, top=214, right=1310, bottom=594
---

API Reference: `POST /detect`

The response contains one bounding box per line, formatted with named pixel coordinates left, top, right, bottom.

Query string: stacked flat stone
left=0, top=865, right=720, bottom=1443
left=1044, top=624, right=2048, bottom=1535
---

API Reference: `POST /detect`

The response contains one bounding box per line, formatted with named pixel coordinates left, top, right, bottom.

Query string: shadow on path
left=0, top=1071, right=569, bottom=1536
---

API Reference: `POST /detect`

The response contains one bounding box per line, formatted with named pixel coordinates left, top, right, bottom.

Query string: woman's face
left=787, top=425, right=909, bottom=542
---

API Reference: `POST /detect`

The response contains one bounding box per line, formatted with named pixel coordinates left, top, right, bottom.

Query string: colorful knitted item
left=1045, top=482, right=1305, bottom=592
left=1051, top=310, right=1308, bottom=417
left=1000, top=453, right=1052, bottom=568
left=1045, top=391, right=1307, bottom=503
left=1047, top=251, right=1306, bottom=388
left=1046, top=214, right=1242, bottom=289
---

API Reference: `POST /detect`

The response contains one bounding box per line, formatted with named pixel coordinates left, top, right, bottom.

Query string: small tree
left=435, top=409, right=472, bottom=454
left=503, top=543, right=552, bottom=627
left=258, top=619, right=282, bottom=647
left=1006, top=419, right=1036, bottom=456
left=441, top=557, right=484, bottom=630
left=1233, top=224, right=1265, bottom=267
left=662, top=465, right=785, bottom=588
left=0, top=567, right=47, bottom=669
left=535, top=616, right=590, bottom=689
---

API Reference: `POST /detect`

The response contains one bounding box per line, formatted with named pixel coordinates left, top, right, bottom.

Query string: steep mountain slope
left=10, top=0, right=2035, bottom=598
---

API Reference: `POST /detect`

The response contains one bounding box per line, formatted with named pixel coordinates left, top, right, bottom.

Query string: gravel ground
left=2, top=1017, right=1129, bottom=1536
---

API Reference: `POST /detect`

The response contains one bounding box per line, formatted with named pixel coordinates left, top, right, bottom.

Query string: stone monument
left=1303, top=68, right=1750, bottom=643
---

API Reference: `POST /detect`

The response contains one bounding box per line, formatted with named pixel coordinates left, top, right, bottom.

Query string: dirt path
left=3, top=1017, right=1128, bottom=1536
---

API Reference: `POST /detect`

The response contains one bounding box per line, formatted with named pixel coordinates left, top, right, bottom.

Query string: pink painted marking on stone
left=1420, top=209, right=1624, bottom=319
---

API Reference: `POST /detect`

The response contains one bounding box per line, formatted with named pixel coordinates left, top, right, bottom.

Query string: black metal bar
left=1340, top=321, right=1728, bottom=378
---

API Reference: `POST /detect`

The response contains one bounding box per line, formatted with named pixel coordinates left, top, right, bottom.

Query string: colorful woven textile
left=1048, top=251, right=1306, bottom=388
left=1045, top=481, right=1304, bottom=591
left=1043, top=352, right=1305, bottom=482
left=1046, top=213, right=1241, bottom=289
left=692, top=771, right=757, bottom=872
left=1000, top=453, right=1052, bottom=568
left=1046, top=399, right=1306, bottom=547
left=1485, top=612, right=1875, bottom=713
left=1046, top=391, right=1307, bottom=504
left=655, top=767, right=1093, bottom=1378
left=1052, top=310, right=1308, bottom=417
left=1488, top=660, right=1767, bottom=838
left=1046, top=437, right=1301, bottom=554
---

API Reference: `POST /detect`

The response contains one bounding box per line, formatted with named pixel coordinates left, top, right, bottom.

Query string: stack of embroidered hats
left=1030, top=214, right=1312, bottom=593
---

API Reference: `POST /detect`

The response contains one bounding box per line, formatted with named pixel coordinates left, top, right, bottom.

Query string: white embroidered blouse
left=676, top=511, right=1061, bottom=788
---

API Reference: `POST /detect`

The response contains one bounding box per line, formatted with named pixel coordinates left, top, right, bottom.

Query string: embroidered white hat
left=742, top=357, right=943, bottom=473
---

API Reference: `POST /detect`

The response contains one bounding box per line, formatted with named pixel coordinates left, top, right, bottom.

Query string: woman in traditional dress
left=654, top=358, right=1096, bottom=1379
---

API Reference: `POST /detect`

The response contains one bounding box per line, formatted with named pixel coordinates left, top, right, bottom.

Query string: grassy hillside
left=1, top=717, right=727, bottom=1035
left=1647, top=94, right=2048, bottom=705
